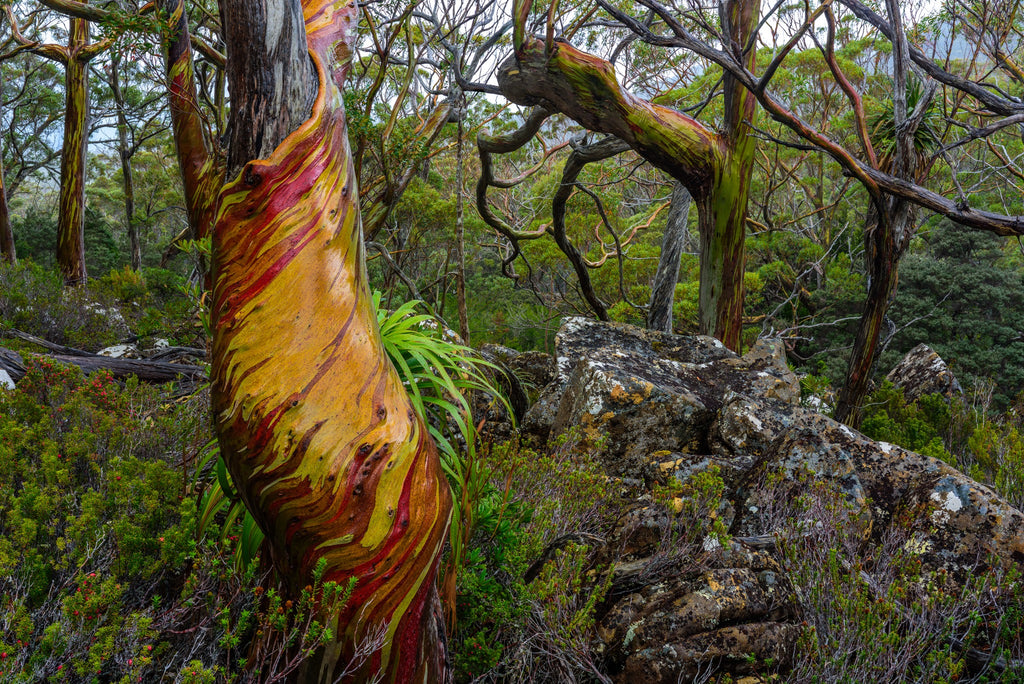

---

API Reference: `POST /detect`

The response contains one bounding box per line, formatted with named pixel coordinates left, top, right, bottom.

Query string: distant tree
left=0, top=137, right=13, bottom=264
left=513, top=0, right=1024, bottom=421
left=483, top=0, right=760, bottom=351
left=4, top=9, right=115, bottom=284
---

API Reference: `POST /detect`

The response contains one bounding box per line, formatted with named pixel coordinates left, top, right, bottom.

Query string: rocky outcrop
left=717, top=394, right=1024, bottom=576
left=886, top=343, right=962, bottom=401
left=522, top=318, right=737, bottom=443
left=598, top=551, right=799, bottom=682
left=519, top=318, right=1024, bottom=684
left=529, top=317, right=799, bottom=479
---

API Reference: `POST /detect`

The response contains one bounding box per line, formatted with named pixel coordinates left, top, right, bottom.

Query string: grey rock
left=886, top=343, right=962, bottom=402
left=523, top=317, right=738, bottom=439
left=548, top=331, right=799, bottom=480
left=717, top=395, right=1024, bottom=576
left=507, top=349, right=556, bottom=390
left=598, top=554, right=798, bottom=683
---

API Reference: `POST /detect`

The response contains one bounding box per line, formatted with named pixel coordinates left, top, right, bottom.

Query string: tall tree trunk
left=648, top=183, right=691, bottom=332
left=834, top=0, right=922, bottom=425
left=834, top=199, right=914, bottom=425
left=454, top=92, right=470, bottom=344
left=498, top=0, right=760, bottom=351
left=0, top=147, right=14, bottom=266
left=56, top=17, right=89, bottom=286
left=701, top=0, right=759, bottom=351
left=110, top=54, right=141, bottom=270
left=211, top=0, right=450, bottom=681
left=159, top=0, right=220, bottom=240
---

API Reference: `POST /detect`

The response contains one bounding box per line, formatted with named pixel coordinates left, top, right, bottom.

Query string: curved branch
left=499, top=35, right=718, bottom=192
left=606, top=0, right=1024, bottom=235
left=819, top=5, right=877, bottom=168
left=547, top=136, right=635, bottom=320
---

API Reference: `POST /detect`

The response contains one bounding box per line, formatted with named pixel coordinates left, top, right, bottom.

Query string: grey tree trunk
left=647, top=183, right=691, bottom=333
left=110, top=55, right=141, bottom=270
left=223, top=0, right=316, bottom=177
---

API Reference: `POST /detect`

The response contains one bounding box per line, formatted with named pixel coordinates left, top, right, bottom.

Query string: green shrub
left=0, top=357, right=365, bottom=681
left=0, top=261, right=127, bottom=350
left=750, top=474, right=1024, bottom=684
left=449, top=431, right=622, bottom=682
left=860, top=382, right=954, bottom=464
left=97, top=265, right=149, bottom=303
left=859, top=381, right=1024, bottom=510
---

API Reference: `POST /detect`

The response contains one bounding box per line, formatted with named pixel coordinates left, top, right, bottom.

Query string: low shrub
left=0, top=261, right=126, bottom=350
left=748, top=473, right=1024, bottom=684
left=449, top=431, right=622, bottom=683
left=0, top=359, right=355, bottom=682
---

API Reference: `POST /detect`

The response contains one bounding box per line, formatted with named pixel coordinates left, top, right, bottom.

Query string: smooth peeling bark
left=499, top=37, right=716, bottom=189
left=160, top=0, right=220, bottom=240
left=56, top=17, right=89, bottom=286
left=210, top=0, right=450, bottom=681
left=498, top=30, right=762, bottom=349
left=699, top=151, right=750, bottom=351
left=701, top=0, right=760, bottom=350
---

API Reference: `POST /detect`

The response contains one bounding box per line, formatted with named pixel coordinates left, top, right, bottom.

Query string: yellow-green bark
left=159, top=0, right=221, bottom=240
left=499, top=0, right=760, bottom=349
left=55, top=17, right=89, bottom=285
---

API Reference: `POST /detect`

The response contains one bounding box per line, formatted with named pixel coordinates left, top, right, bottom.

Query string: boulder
left=509, top=350, right=557, bottom=390
left=886, top=343, right=962, bottom=401
left=717, top=394, right=1024, bottom=576
left=597, top=544, right=799, bottom=683
left=514, top=319, right=1024, bottom=683
left=522, top=317, right=737, bottom=442
left=544, top=321, right=799, bottom=480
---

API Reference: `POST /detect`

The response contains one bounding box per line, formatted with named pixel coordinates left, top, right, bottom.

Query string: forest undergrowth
left=0, top=262, right=1022, bottom=682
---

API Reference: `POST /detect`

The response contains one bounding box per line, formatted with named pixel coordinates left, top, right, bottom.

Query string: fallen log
left=0, top=347, right=26, bottom=384
left=2, top=328, right=97, bottom=356
left=0, top=346, right=206, bottom=384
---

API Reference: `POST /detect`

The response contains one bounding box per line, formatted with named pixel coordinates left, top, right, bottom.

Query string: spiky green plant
left=198, top=295, right=513, bottom=608
left=869, top=78, right=942, bottom=170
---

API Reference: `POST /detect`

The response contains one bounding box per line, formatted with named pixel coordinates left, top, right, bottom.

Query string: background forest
left=2, top=0, right=1024, bottom=680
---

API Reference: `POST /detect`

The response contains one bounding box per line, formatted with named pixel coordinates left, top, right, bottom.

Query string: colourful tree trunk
left=498, top=0, right=760, bottom=350
left=160, top=0, right=220, bottom=240
left=56, top=17, right=89, bottom=285
left=210, top=0, right=450, bottom=681
left=698, top=0, right=759, bottom=351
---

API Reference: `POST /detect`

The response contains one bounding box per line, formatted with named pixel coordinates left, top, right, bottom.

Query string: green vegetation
left=2, top=264, right=1024, bottom=680
left=2, top=0, right=1024, bottom=678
